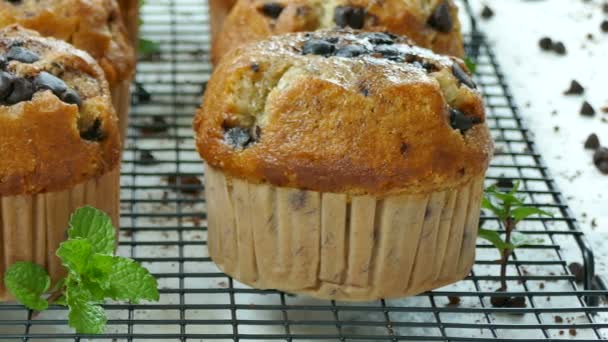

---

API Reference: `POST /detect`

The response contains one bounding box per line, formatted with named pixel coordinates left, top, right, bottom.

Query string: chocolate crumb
left=584, top=133, right=600, bottom=150
left=604, top=2, right=608, bottom=14
left=580, top=101, right=596, bottom=116
left=447, top=296, right=461, bottom=306
left=539, top=37, right=553, bottom=51
left=568, top=262, right=585, bottom=283
left=167, top=175, right=202, bottom=196
left=601, top=106, right=608, bottom=113
left=137, top=150, right=158, bottom=165
left=601, top=20, right=608, bottom=33
left=481, top=5, right=494, bottom=19
left=539, top=282, right=545, bottom=289
left=563, top=80, right=584, bottom=95
left=559, top=331, right=564, bottom=336
left=140, top=116, right=169, bottom=135
left=495, top=177, right=514, bottom=189
left=586, top=33, right=594, bottom=40
left=552, top=41, right=567, bottom=55
left=569, top=328, right=577, bottom=336
left=554, top=126, right=560, bottom=132
left=591, top=218, right=598, bottom=228
left=594, top=147, right=608, bottom=174
left=554, top=315, right=563, bottom=323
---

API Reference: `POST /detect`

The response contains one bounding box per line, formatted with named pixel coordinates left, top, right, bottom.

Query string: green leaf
left=66, top=286, right=107, bottom=334
left=68, top=206, right=115, bottom=255
left=511, top=206, right=553, bottom=222
left=4, top=262, right=50, bottom=311
left=510, top=232, right=543, bottom=248
left=92, top=255, right=159, bottom=303
left=139, top=38, right=161, bottom=57
left=56, top=239, right=94, bottom=276
left=478, top=228, right=510, bottom=250
left=481, top=196, right=506, bottom=219
left=464, top=57, right=477, bottom=74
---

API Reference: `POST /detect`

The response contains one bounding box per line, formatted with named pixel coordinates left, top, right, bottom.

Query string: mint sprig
left=3, top=206, right=159, bottom=334
left=478, top=181, right=552, bottom=292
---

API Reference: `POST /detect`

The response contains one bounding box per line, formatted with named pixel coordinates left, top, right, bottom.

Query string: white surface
left=471, top=0, right=608, bottom=276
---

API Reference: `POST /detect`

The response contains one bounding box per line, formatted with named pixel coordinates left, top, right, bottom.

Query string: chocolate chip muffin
left=194, top=30, right=492, bottom=301
left=0, top=0, right=136, bottom=139
left=119, top=0, right=140, bottom=46
left=212, top=0, right=464, bottom=64
left=0, top=26, right=121, bottom=300
left=209, top=0, right=238, bottom=41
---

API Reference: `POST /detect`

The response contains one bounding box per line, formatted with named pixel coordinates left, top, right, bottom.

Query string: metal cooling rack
left=0, top=0, right=607, bottom=340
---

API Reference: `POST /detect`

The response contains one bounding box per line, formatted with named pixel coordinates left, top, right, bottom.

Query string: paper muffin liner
left=205, top=166, right=485, bottom=301
left=110, top=80, right=132, bottom=142
left=0, top=167, right=120, bottom=301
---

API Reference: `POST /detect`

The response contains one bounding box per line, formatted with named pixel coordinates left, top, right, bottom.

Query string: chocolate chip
left=490, top=290, right=527, bottom=308
left=0, top=71, right=14, bottom=100
left=427, top=1, right=453, bottom=33
left=505, top=296, right=527, bottom=308
left=140, top=116, right=169, bottom=135
left=580, top=101, right=596, bottom=117
left=251, top=63, right=260, bottom=72
left=6, top=46, right=40, bottom=63
left=135, top=82, right=151, bottom=102
left=167, top=174, right=202, bottom=195
left=5, top=77, right=34, bottom=104
left=554, top=315, right=564, bottom=323
left=259, top=2, right=284, bottom=19
left=447, top=296, right=461, bottom=306
left=34, top=71, right=67, bottom=95
left=584, top=133, right=600, bottom=150
left=495, top=177, right=515, bottom=189
left=538, top=37, right=553, bottom=51
left=5, top=0, right=22, bottom=4
left=333, top=6, right=365, bottom=29
left=137, top=150, right=158, bottom=165
left=490, top=296, right=509, bottom=308
left=553, top=41, right=567, bottom=55
left=602, top=20, right=608, bottom=33
left=80, top=118, right=105, bottom=141
left=400, top=143, right=409, bottom=156
left=450, top=108, right=482, bottom=133
left=452, top=63, right=476, bottom=89
left=61, top=88, right=82, bottom=106
left=481, top=5, right=494, bottom=19
left=373, top=44, right=400, bottom=57
left=593, top=147, right=608, bottom=174
left=563, top=80, right=584, bottom=95
left=302, top=39, right=335, bottom=56
left=335, top=45, right=367, bottom=57
left=364, top=32, right=395, bottom=45
left=568, top=262, right=585, bottom=283
left=224, top=126, right=253, bottom=149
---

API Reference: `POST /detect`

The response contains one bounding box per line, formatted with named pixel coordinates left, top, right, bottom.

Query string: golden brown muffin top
left=0, top=0, right=135, bottom=85
left=195, top=30, right=493, bottom=196
left=0, top=26, right=121, bottom=197
left=212, top=0, right=464, bottom=64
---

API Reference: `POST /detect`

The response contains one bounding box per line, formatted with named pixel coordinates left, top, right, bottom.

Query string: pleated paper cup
left=205, top=166, right=484, bottom=301
left=0, top=167, right=120, bottom=301
left=110, top=80, right=132, bottom=141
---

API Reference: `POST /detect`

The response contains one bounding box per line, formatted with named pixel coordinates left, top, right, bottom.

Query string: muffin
left=0, top=26, right=121, bottom=300
left=212, top=0, right=464, bottom=64
left=194, top=30, right=492, bottom=301
left=119, top=0, right=140, bottom=46
left=209, top=0, right=237, bottom=41
left=0, top=0, right=136, bottom=139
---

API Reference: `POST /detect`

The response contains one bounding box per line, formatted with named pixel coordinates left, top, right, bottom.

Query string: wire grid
left=0, top=0, right=607, bottom=340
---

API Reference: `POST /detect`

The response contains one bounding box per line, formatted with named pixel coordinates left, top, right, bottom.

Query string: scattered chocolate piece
left=0, top=71, right=14, bottom=100
left=554, top=126, right=560, bottom=132
left=452, top=63, right=476, bottom=89
left=554, top=315, right=564, bottom=323
left=373, top=44, right=401, bottom=58
left=602, top=20, right=608, bottom=33
left=563, top=80, right=584, bottom=95
left=602, top=106, right=608, bottom=113
left=137, top=150, right=158, bottom=165
left=568, top=262, right=585, bottom=283
left=580, top=101, right=596, bottom=117
left=495, top=177, right=515, bottom=189
left=539, top=282, right=545, bottom=289
left=140, top=116, right=169, bottom=134
left=224, top=126, right=253, bottom=149
left=481, top=5, right=494, bottom=19
left=594, top=147, right=608, bottom=174
left=539, top=37, right=553, bottom=51
left=6, top=46, right=39, bottom=63
left=584, top=133, right=600, bottom=150
left=586, top=33, right=594, bottom=40
left=135, top=82, right=151, bottom=102
left=569, top=328, right=577, bottom=337
left=604, top=2, right=608, bottom=14
left=364, top=32, right=395, bottom=45
left=34, top=72, right=67, bottom=95
left=447, top=296, right=461, bottom=306
left=80, top=118, right=105, bottom=141
left=250, top=63, right=260, bottom=72
left=333, top=6, right=366, bottom=29
left=167, top=175, right=202, bottom=196
left=259, top=2, right=284, bottom=19
left=302, top=39, right=336, bottom=56
left=335, top=45, right=367, bottom=57
left=490, top=293, right=527, bottom=308
left=5, top=77, right=34, bottom=104
left=427, top=1, right=453, bottom=33
left=553, top=41, right=567, bottom=55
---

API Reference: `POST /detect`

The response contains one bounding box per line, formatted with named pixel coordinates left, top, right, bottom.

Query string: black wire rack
left=0, top=0, right=607, bottom=340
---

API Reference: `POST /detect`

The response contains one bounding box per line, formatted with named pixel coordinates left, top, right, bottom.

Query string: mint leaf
left=464, top=57, right=477, bottom=73
left=139, top=38, right=160, bottom=57
left=478, top=228, right=511, bottom=251
left=57, top=239, right=94, bottom=276
left=66, top=286, right=106, bottom=334
left=92, top=255, right=159, bottom=303
left=4, top=262, right=50, bottom=311
left=68, top=206, right=115, bottom=255
left=511, top=206, right=553, bottom=222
